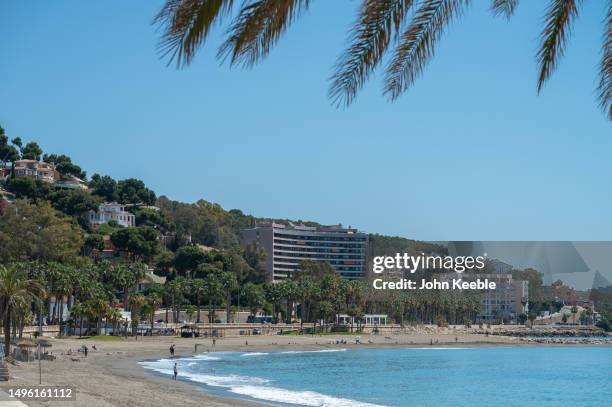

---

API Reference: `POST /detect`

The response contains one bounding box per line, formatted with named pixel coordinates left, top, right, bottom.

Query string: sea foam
left=229, top=385, right=385, bottom=407
left=240, top=352, right=269, bottom=357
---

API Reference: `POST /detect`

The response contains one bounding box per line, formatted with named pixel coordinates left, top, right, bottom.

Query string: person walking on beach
left=84, top=345, right=88, bottom=357
left=169, top=344, right=175, bottom=357
left=173, top=363, right=178, bottom=380
left=212, top=338, right=216, bottom=347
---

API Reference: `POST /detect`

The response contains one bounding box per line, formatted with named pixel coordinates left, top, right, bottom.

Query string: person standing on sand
left=170, top=344, right=175, bottom=357
left=84, top=345, right=88, bottom=357
left=173, top=363, right=178, bottom=380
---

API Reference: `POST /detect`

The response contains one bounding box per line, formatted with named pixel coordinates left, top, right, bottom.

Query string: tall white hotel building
left=242, top=223, right=369, bottom=281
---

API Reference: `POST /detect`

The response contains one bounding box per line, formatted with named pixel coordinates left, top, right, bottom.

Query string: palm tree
left=69, top=302, right=84, bottom=337
left=264, top=283, right=283, bottom=323
left=165, top=278, right=185, bottom=323
left=89, top=298, right=110, bottom=335
left=0, top=264, right=46, bottom=359
left=115, top=262, right=147, bottom=310
left=191, top=278, right=206, bottom=323
left=107, top=307, right=123, bottom=336
left=243, top=282, right=265, bottom=318
left=219, top=271, right=237, bottom=323
left=295, top=276, right=316, bottom=328
left=146, top=293, right=162, bottom=335
left=279, top=280, right=297, bottom=325
left=128, top=294, right=146, bottom=336
left=204, top=272, right=222, bottom=323
left=155, top=0, right=611, bottom=119
left=54, top=270, right=73, bottom=338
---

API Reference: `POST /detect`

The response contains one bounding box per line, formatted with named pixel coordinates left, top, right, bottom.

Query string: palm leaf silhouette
left=154, top=0, right=611, bottom=120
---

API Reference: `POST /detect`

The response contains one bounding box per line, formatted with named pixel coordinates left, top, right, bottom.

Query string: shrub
left=595, top=319, right=610, bottom=332
left=435, top=315, right=448, bottom=327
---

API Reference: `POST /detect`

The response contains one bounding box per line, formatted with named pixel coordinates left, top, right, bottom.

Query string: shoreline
left=1, top=333, right=610, bottom=407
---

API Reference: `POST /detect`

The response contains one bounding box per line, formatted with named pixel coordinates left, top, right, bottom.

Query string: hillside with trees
left=1, top=125, right=483, bottom=346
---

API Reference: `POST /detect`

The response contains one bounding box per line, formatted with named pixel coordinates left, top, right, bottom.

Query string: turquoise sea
left=140, top=346, right=612, bottom=407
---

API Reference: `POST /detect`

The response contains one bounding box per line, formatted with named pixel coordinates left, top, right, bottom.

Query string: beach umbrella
left=16, top=339, right=36, bottom=348
left=36, top=339, right=52, bottom=348
left=16, top=339, right=36, bottom=362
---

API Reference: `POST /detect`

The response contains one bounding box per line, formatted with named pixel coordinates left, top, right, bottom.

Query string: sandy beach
left=0, top=331, right=605, bottom=407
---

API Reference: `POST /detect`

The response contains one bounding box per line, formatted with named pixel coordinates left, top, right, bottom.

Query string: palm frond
left=598, top=2, right=612, bottom=120
left=490, top=0, right=519, bottom=19
left=384, top=0, right=469, bottom=101
left=536, top=0, right=581, bottom=92
left=328, top=0, right=415, bottom=108
left=218, top=0, right=311, bottom=68
left=154, top=0, right=234, bottom=67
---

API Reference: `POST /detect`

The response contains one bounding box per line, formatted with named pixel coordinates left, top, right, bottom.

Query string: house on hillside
left=137, top=270, right=166, bottom=292
left=11, top=159, right=59, bottom=183
left=89, top=202, right=135, bottom=227
left=54, top=174, right=88, bottom=190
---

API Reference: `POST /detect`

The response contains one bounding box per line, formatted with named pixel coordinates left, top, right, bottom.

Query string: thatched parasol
left=16, top=339, right=36, bottom=362
left=16, top=339, right=36, bottom=348
left=36, top=339, right=52, bottom=348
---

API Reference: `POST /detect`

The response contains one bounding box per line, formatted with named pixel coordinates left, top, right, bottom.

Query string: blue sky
left=1, top=1, right=610, bottom=240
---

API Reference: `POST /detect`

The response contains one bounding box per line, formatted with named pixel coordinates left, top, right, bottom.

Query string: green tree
left=278, top=280, right=298, bottom=324
left=0, top=200, right=84, bottom=263
left=128, top=294, right=146, bottom=336
left=88, top=297, right=110, bottom=335
left=42, top=153, right=86, bottom=180
left=243, top=243, right=267, bottom=283
left=5, top=177, right=52, bottom=201
left=190, top=278, right=206, bottom=323
left=0, top=128, right=20, bottom=167
left=243, top=283, right=265, bottom=317
left=184, top=304, right=196, bottom=322
left=113, top=262, right=147, bottom=309
left=110, top=227, right=159, bottom=261
left=133, top=207, right=171, bottom=232
left=117, top=178, right=156, bottom=205
left=0, top=264, right=46, bottom=359
left=264, top=283, right=283, bottom=323
left=154, top=249, right=175, bottom=275
left=204, top=272, right=223, bottom=323
left=20, top=142, right=42, bottom=161
left=527, top=310, right=538, bottom=328
left=154, top=0, right=612, bottom=119
left=165, top=277, right=186, bottom=323
left=219, top=271, right=238, bottom=323
left=173, top=245, right=207, bottom=277
left=295, top=276, right=316, bottom=325
left=69, top=302, right=84, bottom=336
left=89, top=174, right=118, bottom=202
left=146, top=293, right=162, bottom=335
left=82, top=233, right=105, bottom=256
left=49, top=189, right=101, bottom=217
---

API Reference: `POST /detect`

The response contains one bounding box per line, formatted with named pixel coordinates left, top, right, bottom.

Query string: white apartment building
left=89, top=202, right=135, bottom=227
